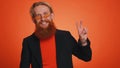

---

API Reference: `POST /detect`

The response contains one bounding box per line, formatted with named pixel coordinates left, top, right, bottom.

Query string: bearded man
left=20, top=1, right=92, bottom=68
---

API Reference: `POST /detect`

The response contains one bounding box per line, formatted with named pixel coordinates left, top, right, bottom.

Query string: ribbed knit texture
left=40, top=35, right=57, bottom=68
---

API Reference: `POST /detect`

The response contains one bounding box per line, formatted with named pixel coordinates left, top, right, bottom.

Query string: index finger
left=80, top=20, right=83, bottom=28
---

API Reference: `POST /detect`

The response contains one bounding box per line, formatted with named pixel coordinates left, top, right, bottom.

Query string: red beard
left=34, top=20, right=56, bottom=40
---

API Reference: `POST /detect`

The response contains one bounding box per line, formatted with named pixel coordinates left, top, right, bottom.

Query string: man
left=20, top=1, right=92, bottom=68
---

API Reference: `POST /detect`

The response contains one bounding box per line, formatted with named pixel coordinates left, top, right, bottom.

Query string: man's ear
left=50, top=13, right=54, bottom=19
left=32, top=18, right=36, bottom=24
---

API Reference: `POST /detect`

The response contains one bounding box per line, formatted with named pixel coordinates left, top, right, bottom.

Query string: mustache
left=37, top=20, right=50, bottom=24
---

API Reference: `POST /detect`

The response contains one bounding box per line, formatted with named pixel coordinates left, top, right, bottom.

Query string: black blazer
left=20, top=29, right=92, bottom=68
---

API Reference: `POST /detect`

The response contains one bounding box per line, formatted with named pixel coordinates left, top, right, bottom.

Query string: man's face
left=33, top=5, right=53, bottom=28
left=33, top=5, right=56, bottom=39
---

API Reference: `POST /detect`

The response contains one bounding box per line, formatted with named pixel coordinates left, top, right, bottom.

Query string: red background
left=0, top=0, right=120, bottom=68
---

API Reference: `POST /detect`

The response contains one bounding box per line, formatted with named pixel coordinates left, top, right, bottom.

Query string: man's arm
left=67, top=32, right=92, bottom=61
left=73, top=38, right=92, bottom=61
left=71, top=21, right=92, bottom=61
left=20, top=38, right=31, bottom=68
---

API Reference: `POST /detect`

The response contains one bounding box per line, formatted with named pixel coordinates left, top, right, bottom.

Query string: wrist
left=80, top=39, right=87, bottom=46
left=81, top=41, right=87, bottom=46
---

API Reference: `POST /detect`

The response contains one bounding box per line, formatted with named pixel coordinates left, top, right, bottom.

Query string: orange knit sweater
left=40, top=35, right=57, bottom=68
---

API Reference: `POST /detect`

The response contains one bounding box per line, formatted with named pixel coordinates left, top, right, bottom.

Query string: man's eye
left=44, top=13, right=50, bottom=18
left=35, top=16, right=41, bottom=20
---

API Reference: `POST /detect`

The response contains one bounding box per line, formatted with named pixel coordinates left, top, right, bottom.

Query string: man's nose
left=41, top=16, right=45, bottom=21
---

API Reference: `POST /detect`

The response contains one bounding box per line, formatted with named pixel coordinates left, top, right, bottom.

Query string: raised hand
left=76, top=21, right=88, bottom=46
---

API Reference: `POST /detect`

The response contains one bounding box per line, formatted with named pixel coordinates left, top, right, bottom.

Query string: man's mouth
left=39, top=21, right=49, bottom=28
left=40, top=21, right=48, bottom=25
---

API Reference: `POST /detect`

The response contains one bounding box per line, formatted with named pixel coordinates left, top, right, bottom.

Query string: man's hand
left=76, top=21, right=88, bottom=46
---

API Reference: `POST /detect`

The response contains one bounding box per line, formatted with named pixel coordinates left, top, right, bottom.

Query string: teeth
left=41, top=22, right=47, bottom=24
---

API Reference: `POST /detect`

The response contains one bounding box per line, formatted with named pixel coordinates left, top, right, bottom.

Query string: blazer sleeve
left=20, top=38, right=31, bottom=68
left=67, top=32, right=92, bottom=61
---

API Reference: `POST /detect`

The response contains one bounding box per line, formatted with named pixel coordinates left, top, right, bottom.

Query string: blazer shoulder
left=56, top=29, right=70, bottom=34
left=23, top=33, right=38, bottom=41
left=56, top=29, right=72, bottom=38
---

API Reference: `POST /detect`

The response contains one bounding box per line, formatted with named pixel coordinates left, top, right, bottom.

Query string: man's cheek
left=36, top=20, right=41, bottom=24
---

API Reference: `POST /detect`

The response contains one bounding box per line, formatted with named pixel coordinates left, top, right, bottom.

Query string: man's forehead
left=34, top=5, right=50, bottom=13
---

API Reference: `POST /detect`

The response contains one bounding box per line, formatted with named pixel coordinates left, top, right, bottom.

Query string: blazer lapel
left=55, top=30, right=65, bottom=68
left=29, top=34, right=43, bottom=67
